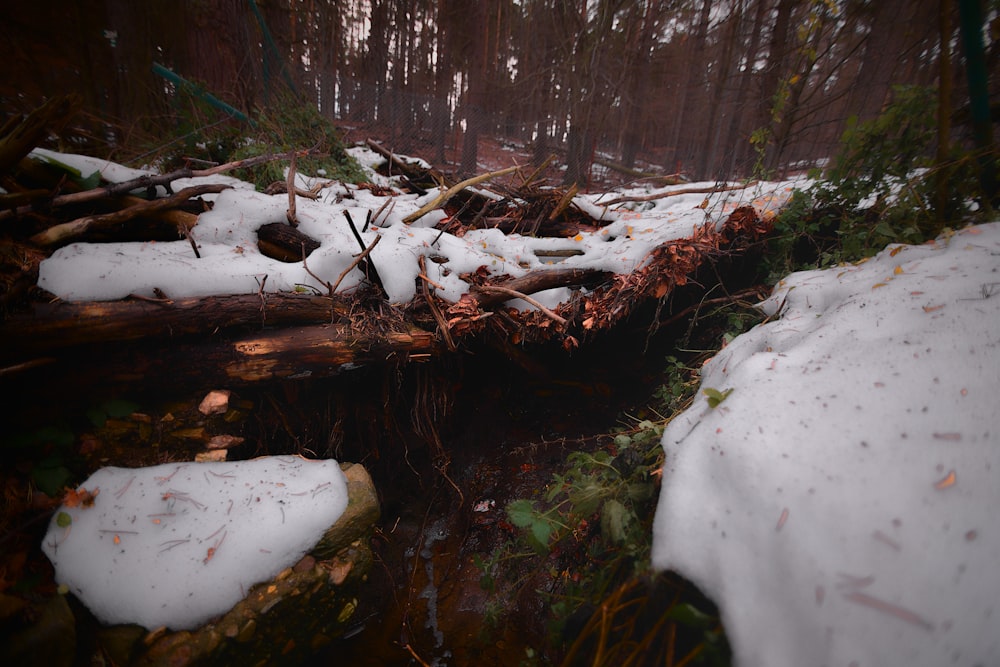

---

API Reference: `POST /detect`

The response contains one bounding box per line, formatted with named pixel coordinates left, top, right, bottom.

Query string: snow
left=34, top=147, right=795, bottom=307
left=652, top=223, right=1000, bottom=666
left=42, top=456, right=348, bottom=631
left=29, top=148, right=1000, bottom=662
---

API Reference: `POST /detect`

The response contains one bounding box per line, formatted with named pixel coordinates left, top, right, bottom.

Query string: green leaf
left=31, top=460, right=72, bottom=496
left=613, top=433, right=632, bottom=448
left=530, top=519, right=552, bottom=547
left=506, top=499, right=536, bottom=528
left=664, top=602, right=715, bottom=629
left=102, top=399, right=139, bottom=418
left=35, top=155, right=101, bottom=189
left=568, top=483, right=603, bottom=517
left=86, top=408, right=108, bottom=428
left=703, top=387, right=733, bottom=408
left=600, top=499, right=629, bottom=544
left=56, top=511, right=73, bottom=528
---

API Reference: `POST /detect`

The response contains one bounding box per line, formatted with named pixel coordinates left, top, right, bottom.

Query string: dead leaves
left=61, top=486, right=99, bottom=509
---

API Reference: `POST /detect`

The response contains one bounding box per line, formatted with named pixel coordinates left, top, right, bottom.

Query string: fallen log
left=0, top=292, right=348, bottom=360
left=4, top=320, right=440, bottom=393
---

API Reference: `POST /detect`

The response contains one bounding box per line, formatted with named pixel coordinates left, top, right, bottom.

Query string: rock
left=0, top=592, right=76, bottom=667
left=101, top=462, right=379, bottom=667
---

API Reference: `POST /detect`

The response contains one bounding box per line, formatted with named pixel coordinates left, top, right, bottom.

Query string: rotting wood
left=0, top=118, right=777, bottom=390
left=257, top=222, right=321, bottom=262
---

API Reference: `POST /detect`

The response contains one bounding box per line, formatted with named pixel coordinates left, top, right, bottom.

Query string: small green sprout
left=703, top=387, right=733, bottom=408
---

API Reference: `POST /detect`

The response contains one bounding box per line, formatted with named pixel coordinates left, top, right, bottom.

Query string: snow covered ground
left=32, top=146, right=793, bottom=308
left=652, top=223, right=1000, bottom=666
left=27, top=148, right=1000, bottom=662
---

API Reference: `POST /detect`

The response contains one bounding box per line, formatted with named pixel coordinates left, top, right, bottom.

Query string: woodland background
left=3, top=0, right=994, bottom=186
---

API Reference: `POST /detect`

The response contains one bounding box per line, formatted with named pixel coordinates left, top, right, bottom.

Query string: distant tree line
left=2, top=0, right=995, bottom=184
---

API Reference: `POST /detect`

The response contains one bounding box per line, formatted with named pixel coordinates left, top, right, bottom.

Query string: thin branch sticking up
left=418, top=255, right=456, bottom=351
left=285, top=150, right=298, bottom=226
left=329, top=234, right=382, bottom=295
left=343, top=210, right=386, bottom=297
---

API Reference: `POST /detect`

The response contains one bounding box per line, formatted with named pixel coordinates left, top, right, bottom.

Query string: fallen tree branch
left=473, top=285, right=568, bottom=326
left=0, top=292, right=349, bottom=358
left=599, top=181, right=756, bottom=206
left=403, top=165, right=520, bottom=224
left=1, top=148, right=317, bottom=220
left=418, top=255, right=456, bottom=351
left=329, top=233, right=382, bottom=295
left=463, top=268, right=607, bottom=310
left=29, top=184, right=230, bottom=246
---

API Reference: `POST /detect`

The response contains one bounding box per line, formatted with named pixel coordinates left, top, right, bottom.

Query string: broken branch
left=403, top=165, right=520, bottom=224
left=473, top=285, right=567, bottom=326
left=29, top=183, right=230, bottom=246
left=600, top=182, right=756, bottom=206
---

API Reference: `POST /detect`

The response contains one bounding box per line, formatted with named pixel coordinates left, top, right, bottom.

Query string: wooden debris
left=0, top=108, right=777, bottom=389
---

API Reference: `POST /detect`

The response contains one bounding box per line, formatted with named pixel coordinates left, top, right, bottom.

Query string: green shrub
left=132, top=88, right=365, bottom=188
left=766, top=85, right=989, bottom=280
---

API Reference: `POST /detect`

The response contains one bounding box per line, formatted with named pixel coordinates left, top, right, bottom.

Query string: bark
left=5, top=321, right=439, bottom=393
left=1, top=293, right=349, bottom=359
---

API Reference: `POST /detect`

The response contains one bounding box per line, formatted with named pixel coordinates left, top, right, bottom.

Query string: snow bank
left=42, top=456, right=348, bottom=631
left=652, top=223, right=1000, bottom=665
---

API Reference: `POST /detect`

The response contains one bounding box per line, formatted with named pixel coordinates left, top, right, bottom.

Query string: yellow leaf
left=893, top=265, right=903, bottom=275
left=871, top=282, right=886, bottom=289
left=934, top=469, right=957, bottom=490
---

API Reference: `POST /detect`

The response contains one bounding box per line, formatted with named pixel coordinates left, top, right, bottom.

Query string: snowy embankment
left=652, top=223, right=1000, bottom=665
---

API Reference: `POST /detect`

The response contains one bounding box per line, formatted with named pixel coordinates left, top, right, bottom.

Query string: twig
left=473, top=285, right=567, bottom=325
left=2, top=147, right=318, bottom=220
left=418, top=255, right=456, bottom=351
left=403, top=165, right=520, bottom=224
left=286, top=150, right=298, bottom=226
left=657, top=286, right=769, bottom=329
left=343, top=210, right=386, bottom=296
left=329, top=234, right=382, bottom=294
left=185, top=227, right=201, bottom=258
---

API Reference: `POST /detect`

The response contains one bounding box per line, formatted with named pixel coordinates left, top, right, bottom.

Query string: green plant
left=228, top=96, right=367, bottom=189
left=131, top=88, right=366, bottom=188
left=766, top=85, right=989, bottom=279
